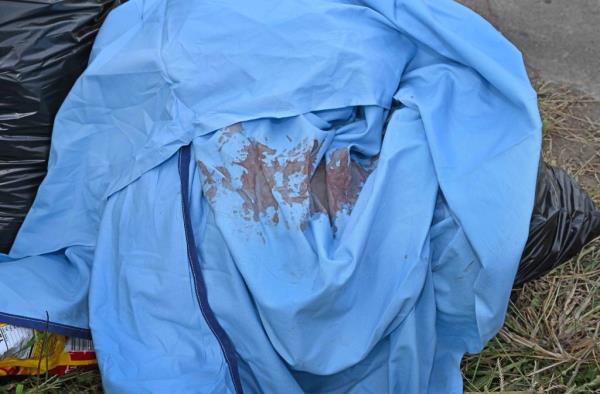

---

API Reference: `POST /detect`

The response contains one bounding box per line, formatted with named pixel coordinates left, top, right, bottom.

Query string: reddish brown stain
left=197, top=160, right=218, bottom=201
left=218, top=122, right=243, bottom=146
left=234, top=141, right=280, bottom=224
left=215, top=166, right=233, bottom=189
left=325, top=149, right=352, bottom=217
left=198, top=126, right=377, bottom=231
left=309, top=160, right=329, bottom=215
left=323, top=148, right=372, bottom=220
left=272, top=139, right=319, bottom=207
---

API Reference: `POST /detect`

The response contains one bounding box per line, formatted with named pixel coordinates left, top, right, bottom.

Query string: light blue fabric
left=0, top=0, right=541, bottom=392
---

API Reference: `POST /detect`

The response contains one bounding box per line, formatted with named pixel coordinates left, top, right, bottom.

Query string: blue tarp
left=0, top=0, right=541, bottom=392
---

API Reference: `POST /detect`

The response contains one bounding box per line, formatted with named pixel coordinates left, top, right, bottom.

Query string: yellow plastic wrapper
left=0, top=323, right=97, bottom=376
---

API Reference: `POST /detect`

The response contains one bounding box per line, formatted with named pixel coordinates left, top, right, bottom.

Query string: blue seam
left=0, top=311, right=92, bottom=339
left=178, top=145, right=244, bottom=394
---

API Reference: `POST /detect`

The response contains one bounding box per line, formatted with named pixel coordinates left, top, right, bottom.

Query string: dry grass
left=1, top=82, right=599, bottom=393
left=462, top=245, right=600, bottom=393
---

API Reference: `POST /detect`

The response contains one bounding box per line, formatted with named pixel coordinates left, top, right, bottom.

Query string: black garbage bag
left=515, top=161, right=600, bottom=285
left=0, top=0, right=121, bottom=253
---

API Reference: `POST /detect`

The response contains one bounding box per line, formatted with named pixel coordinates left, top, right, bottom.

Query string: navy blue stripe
left=178, top=145, right=244, bottom=394
left=0, top=312, right=92, bottom=339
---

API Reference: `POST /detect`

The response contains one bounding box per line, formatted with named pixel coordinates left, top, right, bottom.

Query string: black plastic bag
left=515, top=162, right=600, bottom=285
left=0, top=0, right=120, bottom=253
